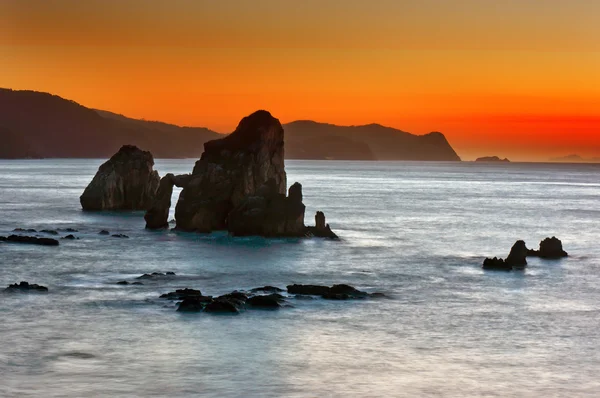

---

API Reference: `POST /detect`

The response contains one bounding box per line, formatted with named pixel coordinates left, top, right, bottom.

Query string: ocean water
left=1, top=159, right=600, bottom=397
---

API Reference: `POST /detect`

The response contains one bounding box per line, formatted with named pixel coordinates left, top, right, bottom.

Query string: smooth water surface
left=1, top=159, right=599, bottom=397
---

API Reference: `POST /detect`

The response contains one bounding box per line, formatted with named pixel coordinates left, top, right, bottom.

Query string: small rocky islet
left=483, top=237, right=568, bottom=271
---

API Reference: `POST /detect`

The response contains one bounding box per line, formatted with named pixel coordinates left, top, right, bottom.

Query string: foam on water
left=1, top=159, right=600, bottom=397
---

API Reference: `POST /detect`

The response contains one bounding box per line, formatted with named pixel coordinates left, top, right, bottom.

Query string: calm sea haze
left=1, top=159, right=599, bottom=397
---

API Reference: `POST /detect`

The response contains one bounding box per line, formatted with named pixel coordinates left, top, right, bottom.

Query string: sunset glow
left=1, top=0, right=598, bottom=160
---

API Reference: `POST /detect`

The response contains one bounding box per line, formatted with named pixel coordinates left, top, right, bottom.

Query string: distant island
left=0, top=88, right=461, bottom=161
left=549, top=154, right=600, bottom=163
left=475, top=156, right=510, bottom=162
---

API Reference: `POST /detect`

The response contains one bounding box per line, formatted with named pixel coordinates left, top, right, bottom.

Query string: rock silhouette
left=175, top=110, right=286, bottom=232
left=0, top=235, right=59, bottom=246
left=145, top=173, right=191, bottom=229
left=80, top=145, right=160, bottom=211
left=475, top=156, right=510, bottom=162
left=527, top=237, right=568, bottom=259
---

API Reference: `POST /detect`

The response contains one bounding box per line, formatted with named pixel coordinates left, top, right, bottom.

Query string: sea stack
left=527, top=237, right=568, bottom=259
left=80, top=145, right=160, bottom=211
left=173, top=110, right=336, bottom=238
left=174, top=110, right=286, bottom=232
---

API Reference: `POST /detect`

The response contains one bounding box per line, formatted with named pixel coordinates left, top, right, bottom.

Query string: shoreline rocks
left=80, top=145, right=160, bottom=211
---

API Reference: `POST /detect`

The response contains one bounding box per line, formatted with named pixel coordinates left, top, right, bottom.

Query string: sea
left=1, top=159, right=599, bottom=397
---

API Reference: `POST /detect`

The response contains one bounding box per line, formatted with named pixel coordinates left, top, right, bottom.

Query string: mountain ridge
left=0, top=88, right=461, bottom=161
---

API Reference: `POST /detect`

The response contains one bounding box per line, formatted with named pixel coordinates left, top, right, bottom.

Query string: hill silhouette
left=0, top=88, right=461, bottom=161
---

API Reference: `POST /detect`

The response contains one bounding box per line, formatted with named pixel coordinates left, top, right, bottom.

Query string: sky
left=1, top=0, right=599, bottom=161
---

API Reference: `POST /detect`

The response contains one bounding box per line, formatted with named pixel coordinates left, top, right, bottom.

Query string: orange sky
left=1, top=0, right=599, bottom=161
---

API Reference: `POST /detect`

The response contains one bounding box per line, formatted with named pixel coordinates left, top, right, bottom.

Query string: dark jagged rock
left=1, top=235, right=59, bottom=246
left=228, top=180, right=306, bottom=237
left=111, top=234, right=129, bottom=239
left=99, top=230, right=110, bottom=235
left=528, top=237, right=568, bottom=259
left=177, top=297, right=206, bottom=313
left=247, top=294, right=282, bottom=308
left=131, top=282, right=144, bottom=285
left=287, top=284, right=369, bottom=299
left=482, top=257, right=512, bottom=271
left=58, top=228, right=78, bottom=232
left=250, top=286, right=285, bottom=293
left=80, top=145, right=160, bottom=211
left=306, top=211, right=339, bottom=239
left=5, top=281, right=48, bottom=293
left=204, top=299, right=240, bottom=314
left=505, top=240, right=528, bottom=267
left=166, top=272, right=176, bottom=275
left=287, top=284, right=331, bottom=296
left=144, top=173, right=191, bottom=229
left=116, top=280, right=129, bottom=285
left=62, top=234, right=78, bottom=240
left=175, top=110, right=286, bottom=232
left=13, top=228, right=36, bottom=233
left=160, top=288, right=203, bottom=300
left=136, top=272, right=174, bottom=280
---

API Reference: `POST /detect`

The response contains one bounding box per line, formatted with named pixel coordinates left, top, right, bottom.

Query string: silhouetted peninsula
left=0, top=88, right=461, bottom=161
left=475, top=156, right=510, bottom=162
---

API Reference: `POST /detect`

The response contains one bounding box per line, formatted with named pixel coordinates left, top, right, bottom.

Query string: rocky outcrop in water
left=175, top=110, right=286, bottom=232
left=80, top=145, right=160, bottom=211
left=483, top=240, right=528, bottom=271
left=505, top=240, right=528, bottom=267
left=5, top=281, right=48, bottom=293
left=306, top=211, right=339, bottom=239
left=527, top=237, right=568, bottom=259
left=170, top=110, right=337, bottom=238
left=144, top=173, right=191, bottom=229
left=0, top=235, right=59, bottom=246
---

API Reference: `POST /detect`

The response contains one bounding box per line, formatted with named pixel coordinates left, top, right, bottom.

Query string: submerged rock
left=247, top=294, right=282, bottom=308
left=5, top=281, right=48, bottom=293
left=0, top=235, right=59, bottom=246
left=160, top=288, right=203, bottom=300
left=250, top=286, right=285, bottom=293
left=99, top=230, right=110, bottom=235
left=111, top=234, right=129, bottom=239
left=177, top=297, right=207, bottom=313
left=13, top=228, right=37, bottom=233
left=116, top=280, right=129, bottom=285
left=80, top=145, right=160, bottom=211
left=287, top=284, right=369, bottom=299
left=40, top=229, right=59, bottom=235
left=204, top=299, right=240, bottom=314
left=528, top=237, right=568, bottom=259
left=62, top=234, right=78, bottom=240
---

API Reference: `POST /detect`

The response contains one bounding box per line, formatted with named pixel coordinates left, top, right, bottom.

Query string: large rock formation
left=80, top=145, right=160, bottom=211
left=175, top=110, right=286, bottom=232
left=505, top=240, right=528, bottom=267
left=145, top=173, right=191, bottom=229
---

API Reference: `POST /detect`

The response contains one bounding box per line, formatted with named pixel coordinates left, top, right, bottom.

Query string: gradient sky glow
left=1, top=0, right=599, bottom=160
